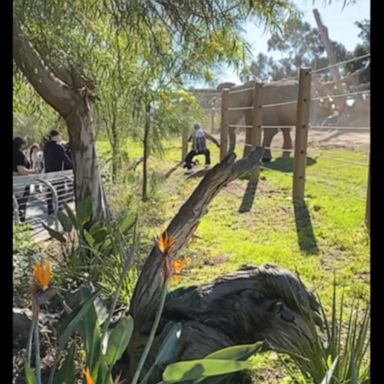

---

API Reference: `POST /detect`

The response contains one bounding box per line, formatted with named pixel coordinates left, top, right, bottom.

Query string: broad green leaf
left=156, top=323, right=182, bottom=366
left=162, top=359, right=251, bottom=383
left=75, top=287, right=102, bottom=381
left=79, top=304, right=102, bottom=380
left=321, top=356, right=339, bottom=384
left=54, top=343, right=76, bottom=384
left=64, top=202, right=79, bottom=230
left=193, top=342, right=263, bottom=384
left=204, top=342, right=263, bottom=361
left=88, top=222, right=108, bottom=244
left=93, top=296, right=109, bottom=326
left=57, top=211, right=73, bottom=233
left=105, top=316, right=134, bottom=365
left=96, top=357, right=113, bottom=384
left=140, top=323, right=182, bottom=384
left=83, top=230, right=95, bottom=247
left=24, top=362, right=37, bottom=384
left=42, top=223, right=66, bottom=243
left=118, top=213, right=138, bottom=233
left=77, top=195, right=92, bottom=225
left=58, top=290, right=100, bottom=349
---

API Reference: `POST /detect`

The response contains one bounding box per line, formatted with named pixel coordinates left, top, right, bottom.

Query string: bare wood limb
left=129, top=147, right=264, bottom=327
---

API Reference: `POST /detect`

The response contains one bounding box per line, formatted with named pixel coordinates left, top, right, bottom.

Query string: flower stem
left=34, top=320, right=42, bottom=384
left=26, top=319, right=36, bottom=365
left=131, top=281, right=169, bottom=384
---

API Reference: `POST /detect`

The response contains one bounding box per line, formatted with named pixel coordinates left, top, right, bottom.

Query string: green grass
left=96, top=137, right=370, bottom=382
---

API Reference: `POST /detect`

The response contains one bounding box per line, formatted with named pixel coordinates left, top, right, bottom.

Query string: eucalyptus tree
left=13, top=0, right=295, bottom=219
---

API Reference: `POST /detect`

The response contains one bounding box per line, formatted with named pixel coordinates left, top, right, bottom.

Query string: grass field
left=96, top=136, right=370, bottom=382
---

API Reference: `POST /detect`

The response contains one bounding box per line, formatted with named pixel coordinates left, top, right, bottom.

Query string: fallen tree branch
left=129, top=147, right=264, bottom=328
left=125, top=264, right=322, bottom=383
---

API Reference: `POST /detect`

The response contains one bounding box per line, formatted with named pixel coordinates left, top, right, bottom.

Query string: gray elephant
left=217, top=80, right=334, bottom=161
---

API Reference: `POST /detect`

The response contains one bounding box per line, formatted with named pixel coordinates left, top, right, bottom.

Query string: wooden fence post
left=181, top=125, right=188, bottom=161
left=365, top=159, right=370, bottom=233
left=249, top=82, right=263, bottom=183
left=211, top=107, right=215, bottom=134
left=293, top=68, right=311, bottom=201
left=220, top=89, right=229, bottom=161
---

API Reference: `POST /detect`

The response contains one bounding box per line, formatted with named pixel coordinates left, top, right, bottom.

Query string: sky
left=194, top=0, right=370, bottom=87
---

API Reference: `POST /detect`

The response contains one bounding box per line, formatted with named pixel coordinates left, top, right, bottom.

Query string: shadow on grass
left=239, top=180, right=258, bottom=213
left=293, top=200, right=319, bottom=255
left=263, top=153, right=317, bottom=173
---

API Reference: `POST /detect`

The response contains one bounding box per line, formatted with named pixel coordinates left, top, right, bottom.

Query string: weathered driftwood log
left=124, top=147, right=322, bottom=382
left=125, top=265, right=322, bottom=383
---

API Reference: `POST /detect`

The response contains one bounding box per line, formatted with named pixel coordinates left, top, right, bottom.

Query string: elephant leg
left=243, top=110, right=253, bottom=158
left=228, top=125, right=236, bottom=154
left=262, top=128, right=278, bottom=162
left=281, top=128, right=293, bottom=158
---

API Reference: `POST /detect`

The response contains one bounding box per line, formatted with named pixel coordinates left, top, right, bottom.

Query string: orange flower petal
left=172, top=259, right=187, bottom=274
left=171, top=274, right=181, bottom=284
left=33, top=261, right=52, bottom=291
left=84, top=367, right=95, bottom=384
left=157, top=232, right=175, bottom=254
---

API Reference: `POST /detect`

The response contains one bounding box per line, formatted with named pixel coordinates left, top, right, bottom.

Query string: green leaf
left=204, top=342, right=263, bottom=361
left=162, top=359, right=251, bottom=383
left=58, top=290, right=100, bottom=349
left=139, top=323, right=182, bottom=384
left=64, top=202, right=79, bottom=230
left=88, top=222, right=108, bottom=244
left=72, top=287, right=103, bottom=381
left=95, top=357, right=113, bottom=384
left=57, top=211, right=73, bottom=233
left=54, top=343, right=76, bottom=384
left=156, top=323, right=182, bottom=367
left=42, top=223, right=66, bottom=243
left=77, top=195, right=92, bottom=225
left=93, top=296, right=109, bottom=326
left=192, top=342, right=263, bottom=384
left=83, top=230, right=95, bottom=247
left=118, top=213, right=138, bottom=233
left=105, top=316, right=134, bottom=365
left=24, top=362, right=37, bottom=384
left=320, top=356, right=339, bottom=384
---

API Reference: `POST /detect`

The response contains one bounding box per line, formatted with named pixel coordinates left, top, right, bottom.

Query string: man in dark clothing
left=183, top=123, right=220, bottom=175
left=13, top=137, right=36, bottom=222
left=44, top=130, right=73, bottom=172
left=44, top=130, right=73, bottom=215
left=63, top=142, right=73, bottom=170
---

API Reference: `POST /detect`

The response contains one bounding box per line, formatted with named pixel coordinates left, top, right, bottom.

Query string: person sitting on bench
left=183, top=123, right=220, bottom=175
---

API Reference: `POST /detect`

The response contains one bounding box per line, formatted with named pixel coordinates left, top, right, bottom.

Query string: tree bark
left=130, top=147, right=264, bottom=329
left=142, top=102, right=151, bottom=202
left=125, top=264, right=322, bottom=383
left=312, top=9, right=340, bottom=82
left=13, top=16, right=108, bottom=221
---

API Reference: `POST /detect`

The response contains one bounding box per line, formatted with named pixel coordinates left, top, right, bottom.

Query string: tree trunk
left=313, top=9, right=340, bottom=82
left=313, top=8, right=345, bottom=113
left=13, top=16, right=108, bottom=221
left=142, top=102, right=151, bottom=202
left=64, top=104, right=109, bottom=220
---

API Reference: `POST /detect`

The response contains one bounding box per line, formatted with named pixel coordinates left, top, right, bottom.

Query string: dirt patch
left=213, top=130, right=370, bottom=153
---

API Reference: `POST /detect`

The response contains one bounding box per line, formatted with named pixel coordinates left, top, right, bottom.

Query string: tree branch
left=13, top=15, right=73, bottom=117
left=129, top=147, right=264, bottom=328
